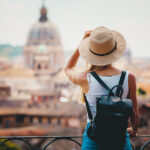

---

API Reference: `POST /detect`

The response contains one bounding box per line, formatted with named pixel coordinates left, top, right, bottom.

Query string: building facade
left=24, top=6, right=64, bottom=75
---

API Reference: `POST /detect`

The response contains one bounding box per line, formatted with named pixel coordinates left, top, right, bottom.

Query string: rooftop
left=0, top=100, right=85, bottom=117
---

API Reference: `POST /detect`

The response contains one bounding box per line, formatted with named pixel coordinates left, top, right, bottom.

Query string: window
left=16, top=115, right=24, bottom=123
left=49, top=96, right=54, bottom=100
left=48, top=117, right=51, bottom=124
left=38, top=64, right=41, bottom=70
left=0, top=117, right=3, bottom=124
left=5, top=120, right=11, bottom=128
left=39, top=117, right=42, bottom=124
left=30, top=116, right=33, bottom=123
left=57, top=119, right=61, bottom=125
left=43, top=96, right=47, bottom=101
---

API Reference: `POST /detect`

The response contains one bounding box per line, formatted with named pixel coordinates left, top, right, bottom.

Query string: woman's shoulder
left=121, top=70, right=136, bottom=82
left=127, top=71, right=136, bottom=89
left=127, top=71, right=136, bottom=81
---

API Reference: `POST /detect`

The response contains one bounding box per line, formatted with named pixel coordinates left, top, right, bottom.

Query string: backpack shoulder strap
left=84, top=94, right=93, bottom=121
left=90, top=72, right=114, bottom=95
left=116, top=71, right=126, bottom=97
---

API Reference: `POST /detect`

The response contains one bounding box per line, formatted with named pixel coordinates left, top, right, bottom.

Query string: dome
left=27, top=6, right=61, bottom=46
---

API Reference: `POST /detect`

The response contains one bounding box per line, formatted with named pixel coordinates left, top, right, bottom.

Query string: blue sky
left=0, top=0, right=150, bottom=58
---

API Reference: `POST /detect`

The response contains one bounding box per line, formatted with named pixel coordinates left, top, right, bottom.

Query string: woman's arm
left=128, top=73, right=140, bottom=136
left=64, top=48, right=87, bottom=84
left=64, top=31, right=92, bottom=93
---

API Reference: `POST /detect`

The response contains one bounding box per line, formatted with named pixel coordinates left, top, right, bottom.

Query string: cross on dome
left=39, top=0, right=48, bottom=22
left=42, top=0, right=46, bottom=5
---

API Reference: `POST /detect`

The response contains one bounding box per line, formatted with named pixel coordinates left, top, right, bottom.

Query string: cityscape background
left=0, top=0, right=150, bottom=150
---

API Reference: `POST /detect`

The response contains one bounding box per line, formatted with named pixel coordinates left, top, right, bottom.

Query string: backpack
left=84, top=71, right=133, bottom=150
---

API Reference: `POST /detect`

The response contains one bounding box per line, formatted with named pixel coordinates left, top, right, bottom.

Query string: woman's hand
left=127, top=127, right=137, bottom=137
left=83, top=30, right=92, bottom=40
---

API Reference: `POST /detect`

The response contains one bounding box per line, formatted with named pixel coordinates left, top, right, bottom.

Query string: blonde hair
left=80, top=63, right=111, bottom=103
left=80, top=63, right=97, bottom=103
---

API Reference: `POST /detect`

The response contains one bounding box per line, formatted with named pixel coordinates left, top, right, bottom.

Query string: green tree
left=0, top=139, right=21, bottom=150
left=137, top=87, right=146, bottom=95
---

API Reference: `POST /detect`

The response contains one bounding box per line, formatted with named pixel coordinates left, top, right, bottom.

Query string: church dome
left=27, top=6, right=61, bottom=46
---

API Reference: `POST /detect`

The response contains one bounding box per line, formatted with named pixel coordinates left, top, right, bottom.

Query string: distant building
left=0, top=82, right=10, bottom=99
left=123, top=48, right=132, bottom=63
left=24, top=5, right=64, bottom=76
left=0, top=100, right=85, bottom=136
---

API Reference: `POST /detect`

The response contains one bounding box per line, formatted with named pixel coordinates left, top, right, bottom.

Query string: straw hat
left=79, top=26, right=126, bottom=66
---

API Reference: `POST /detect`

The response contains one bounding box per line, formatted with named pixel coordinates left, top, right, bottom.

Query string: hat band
left=89, top=41, right=117, bottom=56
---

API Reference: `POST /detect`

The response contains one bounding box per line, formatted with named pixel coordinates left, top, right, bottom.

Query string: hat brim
left=79, top=30, right=126, bottom=66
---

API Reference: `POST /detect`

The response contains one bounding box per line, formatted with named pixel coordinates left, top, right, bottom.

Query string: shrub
left=0, top=139, right=21, bottom=150
left=137, top=87, right=146, bottom=95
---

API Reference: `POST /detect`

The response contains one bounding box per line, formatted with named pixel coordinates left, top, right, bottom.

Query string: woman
left=64, top=26, right=139, bottom=150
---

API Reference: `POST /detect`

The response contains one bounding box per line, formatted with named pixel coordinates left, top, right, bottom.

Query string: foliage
left=137, top=87, right=146, bottom=95
left=0, top=139, right=21, bottom=150
left=0, top=44, right=23, bottom=58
